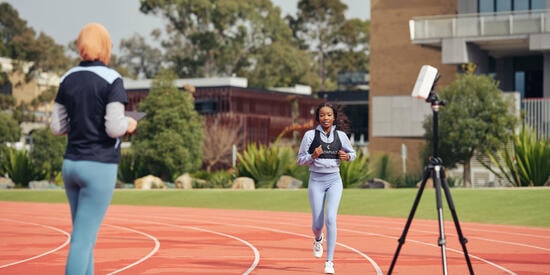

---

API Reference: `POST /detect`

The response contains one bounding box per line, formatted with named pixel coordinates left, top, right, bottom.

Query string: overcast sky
left=2, top=0, right=370, bottom=55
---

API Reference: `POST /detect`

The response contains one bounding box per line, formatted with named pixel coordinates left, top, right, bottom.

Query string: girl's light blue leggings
left=62, top=159, right=117, bottom=275
left=308, top=171, right=343, bottom=262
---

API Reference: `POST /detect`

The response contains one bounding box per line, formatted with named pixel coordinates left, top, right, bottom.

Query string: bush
left=237, top=142, right=304, bottom=188
left=340, top=149, right=371, bottom=188
left=483, top=126, right=550, bottom=186
left=191, top=170, right=233, bottom=188
left=393, top=172, right=424, bottom=188
left=2, top=148, right=45, bottom=187
left=118, top=152, right=142, bottom=184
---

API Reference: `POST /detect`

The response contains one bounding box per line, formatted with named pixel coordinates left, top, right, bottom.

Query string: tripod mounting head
left=426, top=79, right=445, bottom=112
left=428, top=156, right=443, bottom=166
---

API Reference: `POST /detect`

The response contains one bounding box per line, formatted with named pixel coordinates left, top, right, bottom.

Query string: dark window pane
left=479, top=0, right=494, bottom=13
left=497, top=0, right=512, bottom=12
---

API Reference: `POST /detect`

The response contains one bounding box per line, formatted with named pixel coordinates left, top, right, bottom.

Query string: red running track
left=1, top=202, right=549, bottom=274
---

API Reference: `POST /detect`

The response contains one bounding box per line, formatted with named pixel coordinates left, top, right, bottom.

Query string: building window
left=479, top=0, right=495, bottom=13
left=195, top=99, right=219, bottom=115
left=515, top=0, right=530, bottom=10
left=478, top=0, right=546, bottom=13
left=496, top=0, right=512, bottom=12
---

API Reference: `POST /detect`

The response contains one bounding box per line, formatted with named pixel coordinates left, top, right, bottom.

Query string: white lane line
left=104, top=224, right=160, bottom=275
left=110, top=214, right=381, bottom=275
left=140, top=211, right=530, bottom=274
left=341, top=228, right=517, bottom=275
left=355, top=223, right=550, bottom=251
left=184, top=211, right=550, bottom=252
left=233, top=225, right=383, bottom=275
left=107, top=217, right=260, bottom=275
left=0, top=218, right=71, bottom=269
left=172, top=224, right=260, bottom=275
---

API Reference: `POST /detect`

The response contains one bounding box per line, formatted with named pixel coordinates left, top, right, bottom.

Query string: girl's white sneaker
left=324, top=261, right=335, bottom=274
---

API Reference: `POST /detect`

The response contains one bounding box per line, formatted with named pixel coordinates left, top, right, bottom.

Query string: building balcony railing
left=410, top=9, right=550, bottom=41
left=523, top=97, right=550, bottom=140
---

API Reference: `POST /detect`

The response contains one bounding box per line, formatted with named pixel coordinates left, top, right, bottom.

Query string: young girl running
left=297, top=103, right=356, bottom=274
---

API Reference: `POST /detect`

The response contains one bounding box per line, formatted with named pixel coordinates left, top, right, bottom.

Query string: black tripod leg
left=387, top=166, right=431, bottom=275
left=433, top=166, right=449, bottom=275
left=440, top=168, right=475, bottom=275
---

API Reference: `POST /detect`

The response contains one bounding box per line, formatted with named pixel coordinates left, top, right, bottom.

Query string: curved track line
left=149, top=211, right=522, bottom=274
left=339, top=220, right=550, bottom=252
left=111, top=213, right=383, bottom=275
left=108, top=217, right=261, bottom=275
left=104, top=224, right=160, bottom=275
left=170, top=224, right=260, bottom=275
left=339, top=227, right=517, bottom=275
left=0, top=218, right=70, bottom=269
left=1, top=203, right=546, bottom=274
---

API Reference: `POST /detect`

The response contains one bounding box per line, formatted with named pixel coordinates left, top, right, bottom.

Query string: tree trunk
left=463, top=159, right=472, bottom=187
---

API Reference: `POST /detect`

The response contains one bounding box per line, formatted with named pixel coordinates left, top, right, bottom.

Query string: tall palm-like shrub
left=2, top=148, right=45, bottom=187
left=340, top=149, right=370, bottom=188
left=483, top=127, right=550, bottom=186
left=237, top=143, right=285, bottom=188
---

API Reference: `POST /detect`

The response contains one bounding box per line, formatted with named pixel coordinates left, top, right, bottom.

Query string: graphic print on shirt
left=307, top=130, right=342, bottom=159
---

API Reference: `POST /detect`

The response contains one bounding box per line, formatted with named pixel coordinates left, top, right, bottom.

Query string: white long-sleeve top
left=50, top=102, right=129, bottom=138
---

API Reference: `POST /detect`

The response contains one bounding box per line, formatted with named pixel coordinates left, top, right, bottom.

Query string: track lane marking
left=0, top=218, right=70, bottom=269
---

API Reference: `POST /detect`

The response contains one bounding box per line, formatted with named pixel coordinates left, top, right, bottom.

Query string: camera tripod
left=387, top=78, right=474, bottom=275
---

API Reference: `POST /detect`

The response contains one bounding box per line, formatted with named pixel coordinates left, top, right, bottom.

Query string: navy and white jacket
left=297, top=125, right=356, bottom=174
left=50, top=61, right=129, bottom=163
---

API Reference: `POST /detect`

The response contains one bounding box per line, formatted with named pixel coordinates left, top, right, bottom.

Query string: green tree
left=0, top=112, right=20, bottom=174
left=118, top=33, right=163, bottom=79
left=0, top=112, right=20, bottom=144
left=0, top=94, right=16, bottom=111
left=0, top=3, right=28, bottom=57
left=422, top=73, right=518, bottom=187
left=130, top=70, right=204, bottom=181
left=0, top=3, right=71, bottom=75
left=241, top=41, right=318, bottom=89
left=29, top=127, right=66, bottom=182
left=290, top=0, right=347, bottom=90
left=139, top=0, right=313, bottom=88
left=328, top=18, right=370, bottom=89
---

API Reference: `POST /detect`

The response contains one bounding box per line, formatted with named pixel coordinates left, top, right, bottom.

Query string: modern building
left=370, top=0, right=550, bottom=178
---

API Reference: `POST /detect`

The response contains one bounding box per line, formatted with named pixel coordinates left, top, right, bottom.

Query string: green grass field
left=1, top=187, right=548, bottom=228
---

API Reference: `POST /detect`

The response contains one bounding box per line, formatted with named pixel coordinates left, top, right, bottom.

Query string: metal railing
left=410, top=9, right=550, bottom=40
left=523, top=97, right=550, bottom=140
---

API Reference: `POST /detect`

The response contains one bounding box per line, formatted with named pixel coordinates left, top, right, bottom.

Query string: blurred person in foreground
left=50, top=22, right=137, bottom=274
left=297, top=103, right=356, bottom=274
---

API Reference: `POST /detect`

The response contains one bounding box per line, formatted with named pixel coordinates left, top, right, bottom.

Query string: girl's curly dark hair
left=314, top=103, right=351, bottom=134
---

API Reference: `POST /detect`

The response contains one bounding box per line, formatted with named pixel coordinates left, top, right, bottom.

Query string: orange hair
left=77, top=23, right=112, bottom=65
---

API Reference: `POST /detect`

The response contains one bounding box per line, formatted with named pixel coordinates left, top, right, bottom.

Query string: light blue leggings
left=308, top=171, right=343, bottom=262
left=62, top=159, right=117, bottom=275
